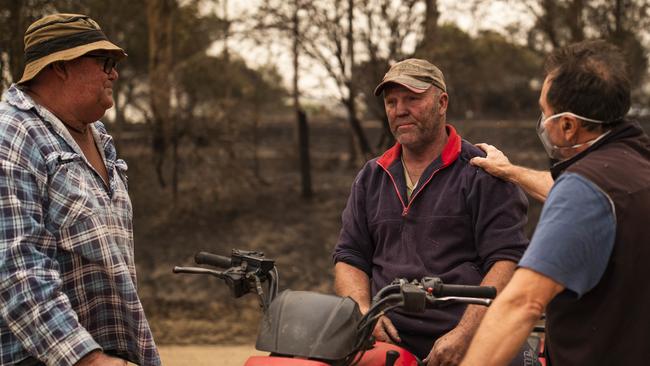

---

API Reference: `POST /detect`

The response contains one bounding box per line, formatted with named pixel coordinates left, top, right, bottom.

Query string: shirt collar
left=4, top=84, right=37, bottom=111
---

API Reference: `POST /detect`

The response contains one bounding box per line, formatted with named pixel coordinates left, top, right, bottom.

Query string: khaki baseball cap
left=374, top=58, right=446, bottom=96
left=18, top=13, right=127, bottom=84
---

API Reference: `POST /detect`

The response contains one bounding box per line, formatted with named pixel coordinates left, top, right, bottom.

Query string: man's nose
left=394, top=99, right=409, bottom=116
left=108, top=67, right=118, bottom=81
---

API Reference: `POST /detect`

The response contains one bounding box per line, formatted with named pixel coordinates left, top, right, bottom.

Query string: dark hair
left=545, top=40, right=630, bottom=128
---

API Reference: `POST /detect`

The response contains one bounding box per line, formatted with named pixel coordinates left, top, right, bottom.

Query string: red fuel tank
left=355, top=341, right=419, bottom=366
left=244, top=342, right=418, bottom=366
left=244, top=356, right=330, bottom=366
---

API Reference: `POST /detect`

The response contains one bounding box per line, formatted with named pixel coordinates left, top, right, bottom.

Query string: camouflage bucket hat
left=374, top=58, right=446, bottom=96
left=18, top=13, right=127, bottom=84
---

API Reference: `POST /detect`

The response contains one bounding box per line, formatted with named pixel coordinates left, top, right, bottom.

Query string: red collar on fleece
left=377, top=124, right=461, bottom=168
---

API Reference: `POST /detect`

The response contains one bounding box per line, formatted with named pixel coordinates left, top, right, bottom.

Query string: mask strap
left=554, top=130, right=611, bottom=150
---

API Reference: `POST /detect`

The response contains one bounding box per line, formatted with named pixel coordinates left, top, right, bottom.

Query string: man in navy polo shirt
left=332, top=59, right=529, bottom=365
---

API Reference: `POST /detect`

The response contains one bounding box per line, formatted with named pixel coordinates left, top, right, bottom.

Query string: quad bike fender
left=356, top=341, right=419, bottom=366
left=243, top=342, right=418, bottom=366
left=244, top=356, right=330, bottom=366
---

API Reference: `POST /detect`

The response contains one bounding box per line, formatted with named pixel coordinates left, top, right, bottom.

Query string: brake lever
left=173, top=266, right=225, bottom=278
left=426, top=296, right=492, bottom=307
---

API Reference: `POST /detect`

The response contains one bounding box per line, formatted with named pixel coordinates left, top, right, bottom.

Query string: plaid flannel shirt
left=0, top=85, right=161, bottom=366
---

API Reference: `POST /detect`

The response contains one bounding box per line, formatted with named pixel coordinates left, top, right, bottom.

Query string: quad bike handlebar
left=194, top=251, right=232, bottom=268
left=173, top=249, right=499, bottom=366
left=174, top=249, right=279, bottom=310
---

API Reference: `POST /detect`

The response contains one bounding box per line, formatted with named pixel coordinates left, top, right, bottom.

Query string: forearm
left=462, top=268, right=563, bottom=365
left=334, top=261, right=371, bottom=313
left=461, top=290, right=540, bottom=365
left=504, top=165, right=553, bottom=202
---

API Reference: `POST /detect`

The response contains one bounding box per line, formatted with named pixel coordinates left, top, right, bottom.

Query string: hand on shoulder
left=469, top=143, right=513, bottom=180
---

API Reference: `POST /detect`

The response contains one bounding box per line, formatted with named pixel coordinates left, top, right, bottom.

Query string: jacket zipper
left=378, top=163, right=451, bottom=217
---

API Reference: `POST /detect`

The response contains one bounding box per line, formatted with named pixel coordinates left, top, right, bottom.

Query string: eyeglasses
left=83, top=54, right=118, bottom=74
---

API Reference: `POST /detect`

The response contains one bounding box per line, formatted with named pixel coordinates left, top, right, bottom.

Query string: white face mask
left=536, top=112, right=608, bottom=161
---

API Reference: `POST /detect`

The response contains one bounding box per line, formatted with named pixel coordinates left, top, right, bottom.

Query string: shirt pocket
left=45, top=152, right=100, bottom=231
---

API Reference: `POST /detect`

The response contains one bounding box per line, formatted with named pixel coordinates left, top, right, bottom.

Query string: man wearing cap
left=0, top=14, right=160, bottom=366
left=332, top=59, right=528, bottom=365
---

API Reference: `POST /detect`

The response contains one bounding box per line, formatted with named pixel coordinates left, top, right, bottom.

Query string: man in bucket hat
left=0, top=14, right=160, bottom=365
left=332, top=59, right=529, bottom=365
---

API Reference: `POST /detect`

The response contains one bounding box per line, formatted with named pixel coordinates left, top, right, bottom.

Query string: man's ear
left=50, top=61, right=68, bottom=80
left=437, top=92, right=449, bottom=115
left=560, top=114, right=579, bottom=140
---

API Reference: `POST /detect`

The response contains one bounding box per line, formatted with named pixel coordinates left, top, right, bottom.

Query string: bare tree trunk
left=297, top=109, right=312, bottom=198
left=345, top=98, right=373, bottom=159
left=346, top=0, right=358, bottom=164
left=346, top=0, right=373, bottom=160
left=171, top=83, right=182, bottom=203
left=8, top=1, right=27, bottom=83
left=293, top=0, right=313, bottom=199
left=172, top=126, right=179, bottom=203
left=252, top=100, right=267, bottom=184
left=113, top=81, right=135, bottom=152
left=146, top=0, right=174, bottom=188
left=614, top=0, right=624, bottom=37
left=539, top=0, right=561, bottom=48
left=222, top=0, right=230, bottom=62
left=415, top=0, right=439, bottom=57
left=292, top=2, right=300, bottom=115
left=348, top=129, right=358, bottom=168
left=222, top=0, right=235, bottom=160
left=112, top=89, right=124, bottom=151
left=566, top=0, right=585, bottom=42
left=357, top=2, right=393, bottom=150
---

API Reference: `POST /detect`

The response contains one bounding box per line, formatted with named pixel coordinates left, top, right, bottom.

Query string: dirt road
left=157, top=345, right=265, bottom=366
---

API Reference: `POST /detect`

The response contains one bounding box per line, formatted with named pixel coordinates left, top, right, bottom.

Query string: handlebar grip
left=195, top=252, right=232, bottom=268
left=437, top=284, right=496, bottom=299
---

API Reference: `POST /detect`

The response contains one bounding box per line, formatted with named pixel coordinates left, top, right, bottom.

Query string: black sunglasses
left=83, top=54, right=118, bottom=74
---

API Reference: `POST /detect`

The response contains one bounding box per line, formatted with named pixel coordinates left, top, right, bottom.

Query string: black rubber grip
left=194, top=252, right=232, bottom=268
left=437, top=284, right=496, bottom=299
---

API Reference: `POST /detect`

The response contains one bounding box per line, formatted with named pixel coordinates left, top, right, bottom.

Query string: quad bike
left=173, top=249, right=545, bottom=366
